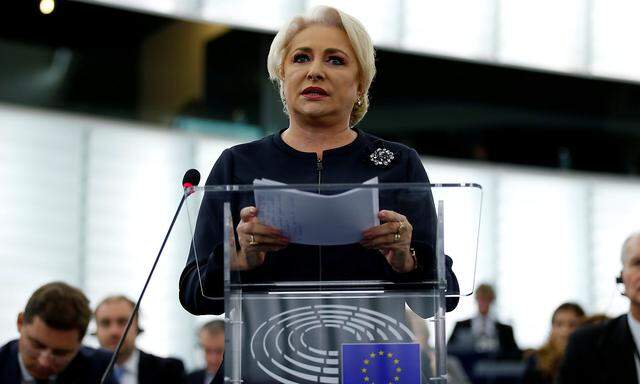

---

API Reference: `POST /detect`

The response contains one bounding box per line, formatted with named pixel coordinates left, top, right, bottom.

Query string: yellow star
left=364, top=359, right=370, bottom=365
left=364, top=376, right=369, bottom=382
left=396, top=367, right=402, bottom=372
left=394, top=376, right=400, bottom=381
left=387, top=352, right=394, bottom=358
left=361, top=368, right=367, bottom=373
left=378, top=350, right=385, bottom=356
left=370, top=352, right=376, bottom=358
left=393, top=358, right=399, bottom=364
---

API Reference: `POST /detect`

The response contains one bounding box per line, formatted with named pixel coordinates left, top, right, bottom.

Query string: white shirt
left=115, top=348, right=140, bottom=384
left=626, top=313, right=640, bottom=382
left=18, top=351, right=57, bottom=384
left=471, top=314, right=499, bottom=352
left=471, top=315, right=496, bottom=338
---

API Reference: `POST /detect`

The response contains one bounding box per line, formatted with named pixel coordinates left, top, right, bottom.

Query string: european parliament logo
left=341, top=343, right=421, bottom=383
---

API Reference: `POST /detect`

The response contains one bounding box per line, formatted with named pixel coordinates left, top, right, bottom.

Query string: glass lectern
left=183, top=182, right=481, bottom=383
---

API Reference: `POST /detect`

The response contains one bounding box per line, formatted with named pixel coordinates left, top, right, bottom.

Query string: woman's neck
left=282, top=118, right=357, bottom=159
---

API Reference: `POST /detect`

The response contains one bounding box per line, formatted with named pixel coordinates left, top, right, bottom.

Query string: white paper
left=253, top=177, right=380, bottom=245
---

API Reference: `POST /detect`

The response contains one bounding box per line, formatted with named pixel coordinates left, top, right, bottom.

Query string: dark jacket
left=179, top=129, right=460, bottom=316
left=556, top=314, right=638, bottom=384
left=0, top=339, right=116, bottom=384
left=448, top=318, right=522, bottom=360
left=138, top=349, right=186, bottom=384
left=187, top=368, right=207, bottom=384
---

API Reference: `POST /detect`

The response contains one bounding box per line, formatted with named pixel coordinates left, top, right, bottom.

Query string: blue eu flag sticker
left=341, top=343, right=421, bottom=383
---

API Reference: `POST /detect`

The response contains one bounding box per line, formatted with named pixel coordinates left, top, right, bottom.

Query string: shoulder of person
left=225, top=135, right=274, bottom=155
left=568, top=314, right=625, bottom=348
left=359, top=130, right=415, bottom=155
left=139, top=350, right=184, bottom=366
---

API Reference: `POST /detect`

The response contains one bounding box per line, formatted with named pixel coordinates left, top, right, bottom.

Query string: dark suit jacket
left=0, top=339, right=116, bottom=384
left=138, top=349, right=186, bottom=384
left=556, top=314, right=639, bottom=384
left=448, top=318, right=522, bottom=360
left=187, top=368, right=206, bottom=384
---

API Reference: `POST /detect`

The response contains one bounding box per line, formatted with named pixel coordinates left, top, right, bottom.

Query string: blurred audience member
left=188, top=319, right=224, bottom=384
left=558, top=231, right=640, bottom=383
left=449, top=283, right=521, bottom=359
left=405, top=307, right=470, bottom=383
left=95, top=295, right=186, bottom=384
left=0, top=281, right=116, bottom=383
left=522, top=302, right=585, bottom=384
left=580, top=313, right=610, bottom=327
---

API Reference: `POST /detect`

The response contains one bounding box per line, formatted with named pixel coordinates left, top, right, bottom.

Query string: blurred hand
left=360, top=210, right=415, bottom=273
left=231, top=206, right=289, bottom=271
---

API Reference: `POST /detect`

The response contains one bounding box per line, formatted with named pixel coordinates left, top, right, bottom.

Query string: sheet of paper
left=253, top=177, right=380, bottom=245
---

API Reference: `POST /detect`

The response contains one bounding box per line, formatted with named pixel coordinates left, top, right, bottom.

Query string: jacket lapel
left=600, top=315, right=638, bottom=384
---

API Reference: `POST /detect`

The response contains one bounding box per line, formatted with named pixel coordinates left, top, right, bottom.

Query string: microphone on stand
left=100, top=169, right=201, bottom=384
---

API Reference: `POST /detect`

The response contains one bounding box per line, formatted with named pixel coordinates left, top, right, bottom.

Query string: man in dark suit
left=188, top=319, right=224, bottom=384
left=448, top=283, right=521, bottom=360
left=94, top=295, right=186, bottom=384
left=557, top=232, right=640, bottom=384
left=0, top=281, right=117, bottom=384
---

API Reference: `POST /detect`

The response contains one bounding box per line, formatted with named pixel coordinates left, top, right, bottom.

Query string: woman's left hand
left=360, top=210, right=416, bottom=273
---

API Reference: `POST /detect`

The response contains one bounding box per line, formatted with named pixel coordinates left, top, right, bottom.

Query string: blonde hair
left=266, top=6, right=376, bottom=127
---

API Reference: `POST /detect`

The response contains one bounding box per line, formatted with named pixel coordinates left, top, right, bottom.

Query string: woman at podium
left=179, top=5, right=459, bottom=316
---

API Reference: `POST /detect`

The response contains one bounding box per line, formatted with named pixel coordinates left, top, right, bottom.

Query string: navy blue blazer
left=138, top=349, right=186, bottom=384
left=557, top=314, right=639, bottom=384
left=179, top=129, right=459, bottom=315
left=0, top=339, right=116, bottom=384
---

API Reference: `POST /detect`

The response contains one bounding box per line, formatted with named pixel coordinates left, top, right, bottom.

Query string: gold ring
left=397, top=221, right=405, bottom=233
left=393, top=232, right=401, bottom=242
left=249, top=234, right=258, bottom=246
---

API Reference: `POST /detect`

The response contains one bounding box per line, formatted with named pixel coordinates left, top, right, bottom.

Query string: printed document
left=253, top=178, right=380, bottom=245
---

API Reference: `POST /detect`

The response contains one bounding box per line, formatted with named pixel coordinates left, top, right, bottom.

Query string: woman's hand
left=360, top=210, right=416, bottom=273
left=231, top=206, right=289, bottom=271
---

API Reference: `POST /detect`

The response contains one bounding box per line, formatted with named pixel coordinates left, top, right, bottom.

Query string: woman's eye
left=293, top=53, right=311, bottom=63
left=327, top=56, right=345, bottom=65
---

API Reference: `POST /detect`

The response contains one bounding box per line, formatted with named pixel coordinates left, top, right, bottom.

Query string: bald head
left=622, top=232, right=640, bottom=267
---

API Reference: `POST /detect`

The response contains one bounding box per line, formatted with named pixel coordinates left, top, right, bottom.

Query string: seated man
left=557, top=231, right=640, bottom=383
left=94, top=295, right=186, bottom=384
left=448, top=283, right=521, bottom=359
left=188, top=319, right=224, bottom=384
left=0, top=281, right=116, bottom=383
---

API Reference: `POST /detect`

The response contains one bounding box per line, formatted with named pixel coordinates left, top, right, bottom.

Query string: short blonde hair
left=267, top=6, right=376, bottom=127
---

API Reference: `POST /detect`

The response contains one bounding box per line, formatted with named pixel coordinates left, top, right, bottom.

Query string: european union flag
left=341, top=343, right=421, bottom=383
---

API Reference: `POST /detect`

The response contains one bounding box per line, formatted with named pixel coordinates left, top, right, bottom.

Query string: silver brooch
left=369, top=148, right=394, bottom=166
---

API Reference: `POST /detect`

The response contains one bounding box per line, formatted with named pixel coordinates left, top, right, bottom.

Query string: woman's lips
left=302, top=93, right=328, bottom=101
left=301, top=86, right=328, bottom=100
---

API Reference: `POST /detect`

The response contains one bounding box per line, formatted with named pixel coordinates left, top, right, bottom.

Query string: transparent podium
left=184, top=183, right=481, bottom=383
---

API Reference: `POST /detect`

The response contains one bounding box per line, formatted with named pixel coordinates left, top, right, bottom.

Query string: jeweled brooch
left=369, top=147, right=395, bottom=167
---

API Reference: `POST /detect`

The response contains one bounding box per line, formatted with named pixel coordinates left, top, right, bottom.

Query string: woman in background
left=522, top=302, right=585, bottom=384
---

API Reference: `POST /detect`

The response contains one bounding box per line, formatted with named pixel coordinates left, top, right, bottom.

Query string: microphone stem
left=100, top=192, right=187, bottom=384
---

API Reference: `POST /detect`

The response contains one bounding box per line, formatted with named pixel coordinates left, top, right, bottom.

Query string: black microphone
left=617, top=273, right=626, bottom=296
left=100, top=169, right=200, bottom=384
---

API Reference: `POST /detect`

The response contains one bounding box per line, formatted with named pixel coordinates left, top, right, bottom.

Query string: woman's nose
left=306, top=61, right=324, bottom=81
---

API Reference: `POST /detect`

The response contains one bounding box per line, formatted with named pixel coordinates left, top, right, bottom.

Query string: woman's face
left=550, top=309, right=581, bottom=348
left=282, top=24, right=361, bottom=125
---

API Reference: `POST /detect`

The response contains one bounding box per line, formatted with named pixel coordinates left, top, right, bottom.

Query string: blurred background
left=1, top=0, right=640, bottom=374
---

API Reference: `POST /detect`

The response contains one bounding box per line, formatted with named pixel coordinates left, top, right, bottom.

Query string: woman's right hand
left=231, top=206, right=289, bottom=271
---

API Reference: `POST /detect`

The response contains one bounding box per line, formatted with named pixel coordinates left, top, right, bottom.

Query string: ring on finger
left=397, top=221, right=406, bottom=234
left=393, top=232, right=401, bottom=242
left=249, top=234, right=259, bottom=246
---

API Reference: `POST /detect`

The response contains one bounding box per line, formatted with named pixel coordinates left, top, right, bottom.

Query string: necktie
left=113, top=366, right=124, bottom=382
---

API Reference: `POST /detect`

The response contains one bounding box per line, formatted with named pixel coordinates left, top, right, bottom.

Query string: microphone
left=616, top=273, right=626, bottom=296
left=183, top=168, right=201, bottom=189
left=100, top=169, right=200, bottom=384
